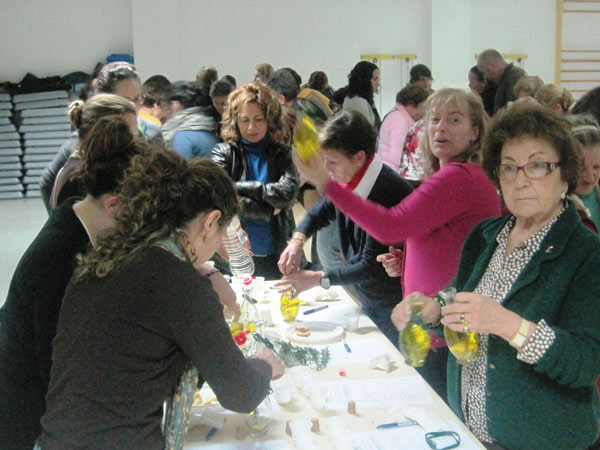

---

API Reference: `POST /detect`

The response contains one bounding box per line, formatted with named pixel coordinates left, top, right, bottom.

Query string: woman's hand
left=278, top=237, right=304, bottom=275
left=441, top=292, right=521, bottom=340
left=254, top=349, right=285, bottom=380
left=274, top=270, right=322, bottom=295
left=376, top=246, right=404, bottom=278
left=391, top=292, right=441, bottom=330
left=292, top=148, right=330, bottom=190
left=197, top=263, right=241, bottom=319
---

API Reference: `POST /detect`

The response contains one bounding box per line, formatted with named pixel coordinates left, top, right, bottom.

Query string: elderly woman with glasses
left=393, top=103, right=600, bottom=449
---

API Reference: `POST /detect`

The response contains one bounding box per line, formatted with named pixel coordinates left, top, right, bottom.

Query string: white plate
left=285, top=321, right=344, bottom=344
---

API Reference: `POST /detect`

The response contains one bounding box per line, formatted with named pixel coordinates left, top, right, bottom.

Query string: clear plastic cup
left=290, top=365, right=311, bottom=386
left=299, top=374, right=318, bottom=397
left=344, top=312, right=360, bottom=331
left=308, top=384, right=327, bottom=409
left=289, top=419, right=313, bottom=439
left=272, top=379, right=293, bottom=405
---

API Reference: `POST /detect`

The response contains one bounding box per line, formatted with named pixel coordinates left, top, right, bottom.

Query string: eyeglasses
left=495, top=162, right=560, bottom=180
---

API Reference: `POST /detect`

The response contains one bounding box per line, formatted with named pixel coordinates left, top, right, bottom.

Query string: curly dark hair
left=346, top=61, right=378, bottom=105
left=74, top=151, right=240, bottom=281
left=482, top=102, right=582, bottom=194
left=79, top=115, right=151, bottom=197
left=220, top=82, right=289, bottom=145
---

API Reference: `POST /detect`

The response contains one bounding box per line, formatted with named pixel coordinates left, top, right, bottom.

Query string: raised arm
left=324, top=163, right=477, bottom=245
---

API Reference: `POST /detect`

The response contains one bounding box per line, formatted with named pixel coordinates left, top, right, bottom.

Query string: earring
left=202, top=235, right=207, bottom=243
left=561, top=188, right=567, bottom=200
left=178, top=231, right=198, bottom=264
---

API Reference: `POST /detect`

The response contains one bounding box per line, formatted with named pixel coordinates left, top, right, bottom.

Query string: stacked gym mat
left=0, top=93, right=23, bottom=199
left=13, top=90, right=71, bottom=198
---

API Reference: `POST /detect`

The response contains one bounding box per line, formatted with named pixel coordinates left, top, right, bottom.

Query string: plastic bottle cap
left=243, top=277, right=253, bottom=286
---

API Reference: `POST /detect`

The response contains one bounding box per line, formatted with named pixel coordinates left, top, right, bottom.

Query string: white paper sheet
left=185, top=439, right=291, bottom=450
left=350, top=421, right=482, bottom=450
left=321, top=376, right=434, bottom=410
left=311, top=337, right=395, bottom=365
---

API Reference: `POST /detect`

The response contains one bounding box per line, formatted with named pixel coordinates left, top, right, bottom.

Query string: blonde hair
left=513, top=75, right=544, bottom=98
left=534, top=83, right=574, bottom=113
left=69, top=94, right=136, bottom=142
left=220, top=82, right=289, bottom=145
left=419, top=88, right=488, bottom=178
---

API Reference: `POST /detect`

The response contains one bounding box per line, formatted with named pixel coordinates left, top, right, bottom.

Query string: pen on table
left=376, top=421, right=419, bottom=430
left=205, top=426, right=218, bottom=440
left=341, top=337, right=352, bottom=353
left=303, top=305, right=328, bottom=315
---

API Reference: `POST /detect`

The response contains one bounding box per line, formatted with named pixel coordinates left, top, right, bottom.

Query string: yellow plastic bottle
left=293, top=114, right=319, bottom=162
left=399, top=299, right=431, bottom=367
left=279, top=286, right=300, bottom=322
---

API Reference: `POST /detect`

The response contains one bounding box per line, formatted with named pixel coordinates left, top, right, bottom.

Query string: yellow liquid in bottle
left=229, top=321, right=243, bottom=335
left=444, top=327, right=478, bottom=364
left=293, top=115, right=319, bottom=162
left=400, top=323, right=431, bottom=367
left=280, top=291, right=300, bottom=322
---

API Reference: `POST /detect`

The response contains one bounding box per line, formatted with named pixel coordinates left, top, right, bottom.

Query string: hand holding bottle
left=392, top=292, right=441, bottom=331
left=254, top=349, right=285, bottom=380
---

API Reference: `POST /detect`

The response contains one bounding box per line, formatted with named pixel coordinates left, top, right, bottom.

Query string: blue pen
left=205, top=427, right=218, bottom=440
left=341, top=337, right=352, bottom=353
left=303, top=305, right=329, bottom=315
left=376, top=421, right=419, bottom=430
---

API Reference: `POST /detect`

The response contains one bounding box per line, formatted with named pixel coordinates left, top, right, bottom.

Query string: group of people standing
left=1, top=50, right=600, bottom=450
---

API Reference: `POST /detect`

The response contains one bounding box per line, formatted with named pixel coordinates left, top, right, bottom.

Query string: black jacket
left=296, top=163, right=413, bottom=307
left=211, top=140, right=299, bottom=256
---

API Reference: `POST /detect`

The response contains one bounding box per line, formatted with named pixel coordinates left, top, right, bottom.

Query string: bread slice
left=295, top=326, right=311, bottom=337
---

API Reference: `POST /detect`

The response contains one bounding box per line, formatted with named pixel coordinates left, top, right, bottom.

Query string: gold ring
left=463, top=325, right=470, bottom=334
left=460, top=313, right=465, bottom=323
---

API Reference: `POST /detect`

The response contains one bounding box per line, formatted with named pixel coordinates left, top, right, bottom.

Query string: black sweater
left=0, top=198, right=89, bottom=450
left=40, top=246, right=272, bottom=450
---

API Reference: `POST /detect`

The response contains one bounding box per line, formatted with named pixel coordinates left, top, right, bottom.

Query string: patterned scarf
left=155, top=233, right=199, bottom=450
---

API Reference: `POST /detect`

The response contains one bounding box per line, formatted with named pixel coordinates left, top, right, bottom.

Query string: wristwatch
left=509, top=318, right=530, bottom=349
left=320, top=275, right=331, bottom=289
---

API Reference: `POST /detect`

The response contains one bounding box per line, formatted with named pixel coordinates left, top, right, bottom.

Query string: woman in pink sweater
left=295, top=88, right=501, bottom=400
left=378, top=84, right=429, bottom=171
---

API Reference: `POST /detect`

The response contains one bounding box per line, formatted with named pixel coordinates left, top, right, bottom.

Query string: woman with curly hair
left=212, top=82, right=300, bottom=279
left=38, top=150, right=284, bottom=449
left=0, top=116, right=143, bottom=450
left=342, top=61, right=381, bottom=129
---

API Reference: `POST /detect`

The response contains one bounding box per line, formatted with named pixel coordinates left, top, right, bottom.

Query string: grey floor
left=0, top=198, right=48, bottom=307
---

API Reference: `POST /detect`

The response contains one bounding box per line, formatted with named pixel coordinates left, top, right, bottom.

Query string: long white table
left=184, top=283, right=484, bottom=449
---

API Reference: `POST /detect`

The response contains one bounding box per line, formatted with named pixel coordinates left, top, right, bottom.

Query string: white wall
left=0, top=0, right=133, bottom=83
left=133, top=0, right=433, bottom=115
left=431, top=0, right=472, bottom=90
left=470, top=0, right=556, bottom=82
left=0, top=0, right=567, bottom=112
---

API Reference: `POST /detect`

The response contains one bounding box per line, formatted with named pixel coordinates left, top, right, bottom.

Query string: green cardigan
left=450, top=202, right=600, bottom=450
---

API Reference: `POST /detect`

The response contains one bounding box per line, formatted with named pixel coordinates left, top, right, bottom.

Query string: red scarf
left=339, top=154, right=375, bottom=191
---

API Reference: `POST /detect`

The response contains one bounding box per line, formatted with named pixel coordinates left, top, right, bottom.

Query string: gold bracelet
left=289, top=236, right=306, bottom=244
